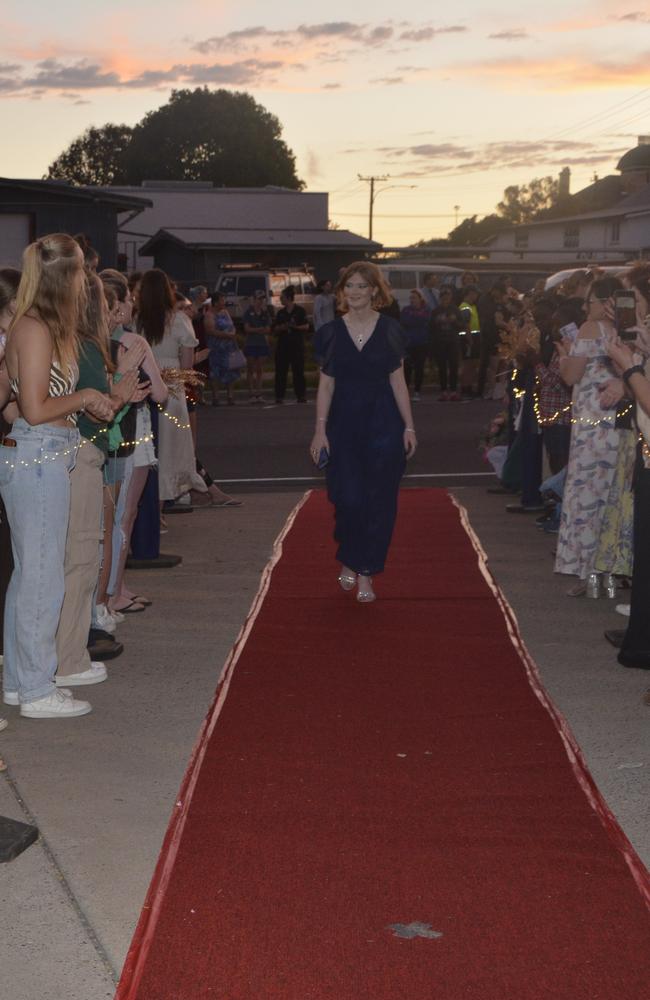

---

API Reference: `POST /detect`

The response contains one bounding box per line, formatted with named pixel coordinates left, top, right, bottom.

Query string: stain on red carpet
left=117, top=489, right=650, bottom=1000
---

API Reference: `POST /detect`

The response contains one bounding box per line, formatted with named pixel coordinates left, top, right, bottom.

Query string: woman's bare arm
left=9, top=317, right=113, bottom=424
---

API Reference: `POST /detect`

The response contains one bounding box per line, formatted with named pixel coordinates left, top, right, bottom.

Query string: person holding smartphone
left=555, top=276, right=625, bottom=597
left=310, top=262, right=416, bottom=604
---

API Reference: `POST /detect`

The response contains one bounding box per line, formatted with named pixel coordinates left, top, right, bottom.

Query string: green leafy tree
left=445, top=214, right=508, bottom=245
left=46, top=124, right=133, bottom=186
left=122, top=88, right=303, bottom=189
left=496, top=176, right=559, bottom=225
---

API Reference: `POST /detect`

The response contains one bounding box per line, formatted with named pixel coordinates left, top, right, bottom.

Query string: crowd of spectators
left=481, top=263, right=650, bottom=697
left=0, top=235, right=241, bottom=727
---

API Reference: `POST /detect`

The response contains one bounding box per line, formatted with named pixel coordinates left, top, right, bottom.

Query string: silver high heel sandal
left=602, top=573, right=617, bottom=599
left=356, top=577, right=376, bottom=603
left=338, top=570, right=357, bottom=592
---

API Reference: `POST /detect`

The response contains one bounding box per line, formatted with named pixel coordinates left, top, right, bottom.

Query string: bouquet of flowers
left=497, top=316, right=540, bottom=363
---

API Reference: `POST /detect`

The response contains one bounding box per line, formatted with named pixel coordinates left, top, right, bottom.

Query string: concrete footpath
left=0, top=487, right=648, bottom=1000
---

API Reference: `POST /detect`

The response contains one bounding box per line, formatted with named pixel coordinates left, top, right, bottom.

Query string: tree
left=122, top=88, right=303, bottom=189
left=496, top=176, right=559, bottom=226
left=46, top=125, right=133, bottom=185
left=445, top=214, right=508, bottom=246
left=45, top=88, right=303, bottom=189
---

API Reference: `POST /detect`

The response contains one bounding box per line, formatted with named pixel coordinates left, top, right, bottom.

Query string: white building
left=486, top=137, right=650, bottom=265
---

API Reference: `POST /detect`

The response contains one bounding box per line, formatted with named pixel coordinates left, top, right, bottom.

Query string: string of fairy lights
left=509, top=368, right=635, bottom=430
left=0, top=402, right=190, bottom=471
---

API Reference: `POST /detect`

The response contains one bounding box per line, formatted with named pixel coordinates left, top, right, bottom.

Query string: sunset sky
left=3, top=1, right=650, bottom=245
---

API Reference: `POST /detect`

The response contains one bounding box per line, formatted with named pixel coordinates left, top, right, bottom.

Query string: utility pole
left=358, top=174, right=389, bottom=241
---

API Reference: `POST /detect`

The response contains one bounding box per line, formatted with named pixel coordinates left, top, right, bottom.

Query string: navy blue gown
left=314, top=314, right=407, bottom=576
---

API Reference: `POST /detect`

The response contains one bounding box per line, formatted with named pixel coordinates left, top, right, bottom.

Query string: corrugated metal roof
left=141, top=227, right=381, bottom=253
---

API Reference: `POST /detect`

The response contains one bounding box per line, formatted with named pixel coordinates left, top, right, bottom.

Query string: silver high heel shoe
left=356, top=577, right=376, bottom=603
left=586, top=572, right=601, bottom=599
left=602, top=573, right=617, bottom=599
left=338, top=570, right=357, bottom=592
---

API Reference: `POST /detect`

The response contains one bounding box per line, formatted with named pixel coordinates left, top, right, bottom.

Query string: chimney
left=558, top=167, right=571, bottom=199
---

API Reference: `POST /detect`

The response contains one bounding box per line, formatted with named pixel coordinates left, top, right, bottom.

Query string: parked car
left=378, top=263, right=464, bottom=308
left=215, top=266, right=316, bottom=325
left=544, top=265, right=631, bottom=291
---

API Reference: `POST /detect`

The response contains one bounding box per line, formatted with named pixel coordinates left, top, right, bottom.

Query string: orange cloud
left=450, top=53, right=650, bottom=92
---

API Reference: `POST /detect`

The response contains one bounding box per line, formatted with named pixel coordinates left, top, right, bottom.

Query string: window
left=610, top=221, right=621, bottom=245
left=301, top=276, right=316, bottom=294
left=237, top=275, right=266, bottom=296
left=514, top=230, right=529, bottom=249
left=217, top=275, right=237, bottom=295
left=563, top=225, right=580, bottom=249
left=387, top=270, right=417, bottom=289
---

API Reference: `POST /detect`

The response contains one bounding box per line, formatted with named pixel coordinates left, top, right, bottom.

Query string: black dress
left=314, top=314, right=407, bottom=575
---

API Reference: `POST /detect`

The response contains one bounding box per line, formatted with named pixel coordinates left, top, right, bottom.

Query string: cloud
left=370, top=76, right=404, bottom=85
left=615, top=12, right=650, bottom=23
left=322, top=83, right=342, bottom=90
left=449, top=52, right=650, bottom=90
left=399, top=26, right=466, bottom=41
left=488, top=30, right=529, bottom=41
left=194, top=20, right=464, bottom=55
left=371, top=136, right=630, bottom=178
left=25, top=58, right=120, bottom=89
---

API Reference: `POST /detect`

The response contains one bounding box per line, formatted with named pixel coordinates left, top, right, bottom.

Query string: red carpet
left=117, top=489, right=650, bottom=1000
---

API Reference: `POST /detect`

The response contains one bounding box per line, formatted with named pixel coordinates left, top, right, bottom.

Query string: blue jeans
left=0, top=419, right=79, bottom=702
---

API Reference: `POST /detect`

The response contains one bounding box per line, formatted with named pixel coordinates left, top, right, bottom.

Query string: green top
left=77, top=341, right=110, bottom=454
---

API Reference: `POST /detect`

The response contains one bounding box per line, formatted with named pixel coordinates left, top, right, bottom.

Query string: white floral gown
left=555, top=327, right=621, bottom=579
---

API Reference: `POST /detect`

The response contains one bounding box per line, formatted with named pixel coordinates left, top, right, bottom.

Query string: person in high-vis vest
left=459, top=286, right=481, bottom=397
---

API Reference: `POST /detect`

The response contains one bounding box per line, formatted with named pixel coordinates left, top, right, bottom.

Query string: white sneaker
left=0, top=717, right=7, bottom=732
left=5, top=688, right=71, bottom=706
left=94, top=604, right=116, bottom=634
left=615, top=603, right=631, bottom=617
left=20, top=690, right=92, bottom=719
left=55, top=662, right=107, bottom=687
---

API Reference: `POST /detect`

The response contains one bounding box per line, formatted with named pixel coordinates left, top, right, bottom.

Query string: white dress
left=151, top=312, right=207, bottom=501
left=555, top=325, right=620, bottom=579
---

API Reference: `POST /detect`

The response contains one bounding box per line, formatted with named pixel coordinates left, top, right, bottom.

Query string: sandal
left=111, top=599, right=146, bottom=614
left=130, top=596, right=152, bottom=607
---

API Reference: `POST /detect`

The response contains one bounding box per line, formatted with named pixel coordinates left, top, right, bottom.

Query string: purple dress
left=314, top=315, right=407, bottom=575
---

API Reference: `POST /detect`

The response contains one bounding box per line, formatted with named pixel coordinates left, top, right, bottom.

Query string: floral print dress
left=555, top=327, right=621, bottom=580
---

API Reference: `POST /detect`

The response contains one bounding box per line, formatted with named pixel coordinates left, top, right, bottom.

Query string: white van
left=379, top=264, right=464, bottom=308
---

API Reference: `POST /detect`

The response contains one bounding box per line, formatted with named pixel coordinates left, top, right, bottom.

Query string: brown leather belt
left=1, top=437, right=16, bottom=448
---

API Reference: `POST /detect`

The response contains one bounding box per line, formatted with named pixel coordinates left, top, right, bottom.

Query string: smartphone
left=558, top=321, right=579, bottom=342
left=317, top=447, right=329, bottom=470
left=614, top=291, right=637, bottom=341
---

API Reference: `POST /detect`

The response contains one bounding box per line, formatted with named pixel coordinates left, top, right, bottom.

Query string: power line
left=357, top=174, right=388, bottom=240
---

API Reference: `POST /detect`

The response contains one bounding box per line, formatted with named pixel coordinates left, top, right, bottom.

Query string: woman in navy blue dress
left=311, top=262, right=417, bottom=602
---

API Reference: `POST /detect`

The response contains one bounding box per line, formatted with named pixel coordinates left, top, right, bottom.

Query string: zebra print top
left=9, top=359, right=79, bottom=423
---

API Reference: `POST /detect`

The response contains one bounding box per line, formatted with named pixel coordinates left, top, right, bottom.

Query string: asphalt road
left=197, top=389, right=502, bottom=492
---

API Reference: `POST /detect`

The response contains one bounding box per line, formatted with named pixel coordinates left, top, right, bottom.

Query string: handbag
left=227, top=347, right=247, bottom=371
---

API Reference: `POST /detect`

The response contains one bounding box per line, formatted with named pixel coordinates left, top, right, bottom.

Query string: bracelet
left=317, top=417, right=326, bottom=423
left=623, top=364, right=645, bottom=384
left=405, top=426, right=416, bottom=433
left=113, top=372, right=124, bottom=384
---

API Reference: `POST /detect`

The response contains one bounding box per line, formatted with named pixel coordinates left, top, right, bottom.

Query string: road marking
left=217, top=473, right=494, bottom=484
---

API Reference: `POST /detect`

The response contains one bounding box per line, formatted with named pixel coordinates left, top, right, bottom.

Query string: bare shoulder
left=577, top=319, right=599, bottom=340
left=10, top=313, right=49, bottom=342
